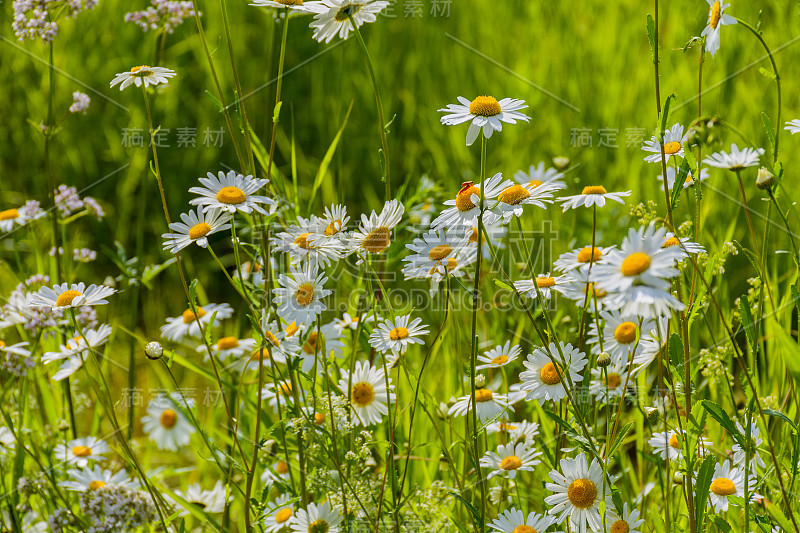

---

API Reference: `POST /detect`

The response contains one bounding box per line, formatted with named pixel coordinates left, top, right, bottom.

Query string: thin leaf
left=695, top=454, right=716, bottom=532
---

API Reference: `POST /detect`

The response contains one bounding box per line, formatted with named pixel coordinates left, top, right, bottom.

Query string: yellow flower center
left=455, top=183, right=480, bottom=212
left=188, top=222, right=211, bottom=240
left=528, top=179, right=543, bottom=188
left=276, top=460, right=289, bottom=474
left=0, top=208, right=19, bottom=221
left=295, top=284, right=315, bottom=306
left=610, top=520, right=630, bottom=533
left=620, top=252, right=651, bottom=276
left=662, top=236, right=680, bottom=248
left=88, top=480, right=106, bottom=490
left=309, top=519, right=330, bottom=533
left=512, top=527, right=537, bottom=533
left=56, top=290, right=82, bottom=307
left=314, top=412, right=326, bottom=424
left=445, top=257, right=458, bottom=272
left=276, top=0, right=303, bottom=4
left=539, top=362, right=561, bottom=385
left=577, top=246, right=602, bottom=263
left=352, top=382, right=375, bottom=406
left=334, top=3, right=362, bottom=21
left=587, top=283, right=607, bottom=299
left=606, top=373, right=622, bottom=389
left=500, top=455, right=523, bottom=471
left=536, top=277, right=556, bottom=288
left=217, top=336, right=239, bottom=350
left=250, top=348, right=270, bottom=361
left=491, top=355, right=509, bottom=365
left=182, top=307, right=207, bottom=323
left=469, top=227, right=479, bottom=243
left=474, top=389, right=493, bottom=402
left=362, top=226, right=391, bottom=253
left=664, top=141, right=682, bottom=155
left=130, top=65, right=152, bottom=76
left=581, top=185, right=607, bottom=195
left=499, top=184, right=531, bottom=205
left=302, top=332, right=319, bottom=354
left=669, top=433, right=681, bottom=449
left=325, top=219, right=342, bottom=236
left=567, top=478, right=598, bottom=509
left=389, top=327, right=409, bottom=340
left=160, top=409, right=178, bottom=429
left=71, top=445, right=92, bottom=457
left=265, top=331, right=281, bottom=347
left=429, top=244, right=453, bottom=261
left=285, top=322, right=299, bottom=337
left=469, top=96, right=502, bottom=117
left=710, top=477, right=736, bottom=496
left=280, top=382, right=292, bottom=395
left=216, top=186, right=246, bottom=205
left=275, top=507, right=293, bottom=523
left=294, top=233, right=313, bottom=249
left=614, top=322, right=638, bottom=344
left=710, top=1, right=721, bottom=29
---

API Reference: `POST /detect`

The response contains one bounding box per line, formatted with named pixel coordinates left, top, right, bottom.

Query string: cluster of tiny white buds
left=69, top=91, right=91, bottom=114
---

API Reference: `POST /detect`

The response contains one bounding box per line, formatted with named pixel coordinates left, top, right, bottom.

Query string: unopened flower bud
left=596, top=352, right=611, bottom=368
left=145, top=341, right=163, bottom=360
left=552, top=156, right=570, bottom=170
left=57, top=419, right=70, bottom=432
left=474, top=374, right=486, bottom=388
left=436, top=402, right=449, bottom=420
left=756, top=167, right=775, bottom=190
left=645, top=407, right=660, bottom=424
left=673, top=472, right=684, bottom=485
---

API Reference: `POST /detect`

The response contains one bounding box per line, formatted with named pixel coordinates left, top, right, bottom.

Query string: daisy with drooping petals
left=495, top=180, right=555, bottom=221
left=349, top=199, right=404, bottom=255
left=368, top=314, right=429, bottom=357
left=141, top=394, right=195, bottom=451
left=201, top=336, right=258, bottom=362
left=589, top=358, right=629, bottom=403
left=290, top=501, right=343, bottom=533
left=732, top=420, right=766, bottom=474
left=262, top=459, right=293, bottom=485
left=332, top=311, right=374, bottom=331
left=514, top=273, right=567, bottom=302
left=785, top=119, right=800, bottom=134
left=642, top=123, right=691, bottom=163
left=42, top=324, right=113, bottom=381
left=251, top=0, right=324, bottom=12
left=514, top=162, right=567, bottom=191
left=701, top=0, right=737, bottom=58
left=648, top=429, right=711, bottom=462
left=703, top=143, right=764, bottom=170
left=55, top=437, right=110, bottom=468
left=520, top=342, right=588, bottom=403
left=274, top=216, right=344, bottom=268
left=432, top=174, right=513, bottom=229
left=658, top=166, right=711, bottom=191
left=174, top=481, right=229, bottom=515
left=162, top=207, right=232, bottom=253
left=160, top=303, right=234, bottom=341
left=189, top=171, right=274, bottom=215
left=476, top=341, right=521, bottom=370
left=110, top=65, right=176, bottom=90
left=0, top=340, right=31, bottom=360
left=587, top=311, right=653, bottom=364
left=294, top=322, right=347, bottom=373
left=448, top=387, right=512, bottom=423
left=488, top=507, right=558, bottom=533
left=439, top=95, right=530, bottom=146
left=606, top=503, right=644, bottom=533
left=558, top=269, right=610, bottom=310
left=261, top=381, right=296, bottom=414
left=558, top=185, right=631, bottom=211
left=61, top=466, right=135, bottom=492
left=338, top=360, right=394, bottom=426
left=274, top=264, right=331, bottom=326
left=662, top=232, right=705, bottom=259
left=480, top=442, right=541, bottom=480
left=545, top=453, right=611, bottom=533
left=263, top=494, right=295, bottom=533
left=708, top=460, right=751, bottom=513
left=403, top=227, right=470, bottom=280
left=29, top=282, right=116, bottom=310
left=554, top=245, right=613, bottom=273
left=309, top=0, right=389, bottom=43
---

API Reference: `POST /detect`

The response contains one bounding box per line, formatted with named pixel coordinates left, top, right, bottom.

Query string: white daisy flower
left=368, top=314, right=428, bottom=358
left=587, top=311, right=653, bottom=364
left=513, top=273, right=567, bottom=301
left=60, top=466, right=135, bottom=492
left=29, top=282, right=116, bottom=310
left=448, top=387, right=512, bottom=423
left=274, top=216, right=344, bottom=268
left=174, top=481, right=229, bottom=515
left=630, top=324, right=669, bottom=375
left=648, top=429, right=711, bottom=462
left=703, top=143, right=764, bottom=170
left=545, top=453, right=611, bottom=533
left=701, top=0, right=737, bottom=58
left=508, top=420, right=540, bottom=448
left=708, top=460, right=749, bottom=513
left=248, top=318, right=301, bottom=368
left=162, top=207, right=232, bottom=253
left=785, top=119, right=800, bottom=134
left=661, top=232, right=705, bottom=259
left=274, top=264, right=331, bottom=326
left=251, top=0, right=324, bottom=12
left=0, top=292, right=31, bottom=330
left=495, top=181, right=555, bottom=222
left=658, top=166, right=711, bottom=191
left=558, top=269, right=611, bottom=309
left=263, top=494, right=296, bottom=533
left=141, top=394, right=195, bottom=451
left=432, top=174, right=513, bottom=229
left=42, top=324, right=113, bottom=381
left=200, top=336, right=258, bottom=362
left=553, top=245, right=614, bottom=273
left=732, top=421, right=766, bottom=474
left=439, top=95, right=531, bottom=146
left=294, top=321, right=347, bottom=373
left=480, top=442, right=541, bottom=480
left=488, top=507, right=558, bottom=533
left=290, top=501, right=343, bottom=533
left=160, top=303, right=234, bottom=342
left=476, top=341, right=521, bottom=371
left=0, top=206, right=28, bottom=232
left=349, top=199, right=404, bottom=255
left=189, top=170, right=274, bottom=215
left=55, top=437, right=110, bottom=468
left=558, top=185, right=631, bottom=211
left=261, top=381, right=296, bottom=414
left=642, top=123, right=691, bottom=163
left=514, top=162, right=567, bottom=191
left=261, top=459, right=293, bottom=485
left=403, top=227, right=471, bottom=280
left=332, top=311, right=374, bottom=331
left=309, top=0, right=389, bottom=43
left=0, top=340, right=31, bottom=359
left=338, top=360, right=394, bottom=426
left=607, top=503, right=644, bottom=533
left=110, top=65, right=176, bottom=90
left=314, top=203, right=350, bottom=240
left=519, top=342, right=588, bottom=403
left=589, top=358, right=629, bottom=403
